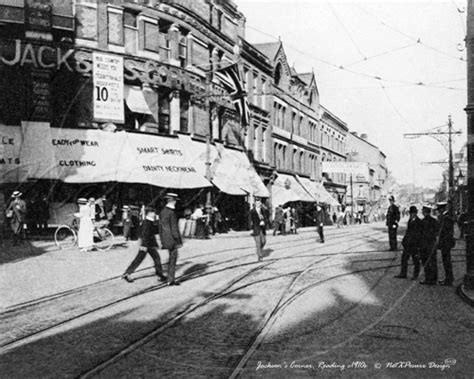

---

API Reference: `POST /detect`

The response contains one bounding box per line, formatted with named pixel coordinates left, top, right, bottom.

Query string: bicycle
left=54, top=217, right=114, bottom=251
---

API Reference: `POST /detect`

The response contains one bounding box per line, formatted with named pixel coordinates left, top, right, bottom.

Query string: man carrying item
left=6, top=191, right=27, bottom=246
left=314, top=204, right=325, bottom=243
left=159, top=193, right=183, bottom=286
left=394, top=205, right=422, bottom=280
left=386, top=195, right=400, bottom=251
left=122, top=206, right=167, bottom=283
left=250, top=197, right=269, bottom=262
left=419, top=205, right=440, bottom=285
left=436, top=201, right=455, bottom=286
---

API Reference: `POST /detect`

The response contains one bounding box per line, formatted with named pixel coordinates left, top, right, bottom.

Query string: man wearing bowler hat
left=436, top=201, right=455, bottom=286
left=6, top=191, right=27, bottom=246
left=159, top=193, right=183, bottom=286
left=394, top=205, right=422, bottom=280
left=419, top=204, right=440, bottom=285
left=386, top=195, right=400, bottom=251
left=122, top=206, right=167, bottom=283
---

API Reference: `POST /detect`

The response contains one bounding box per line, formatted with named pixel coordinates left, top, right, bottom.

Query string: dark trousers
left=399, top=246, right=420, bottom=278
left=125, top=247, right=163, bottom=276
left=420, top=244, right=438, bottom=283
left=317, top=225, right=324, bottom=242
left=253, top=231, right=266, bottom=258
left=167, top=247, right=178, bottom=283
left=440, top=248, right=454, bottom=283
left=388, top=226, right=398, bottom=250
left=273, top=222, right=283, bottom=236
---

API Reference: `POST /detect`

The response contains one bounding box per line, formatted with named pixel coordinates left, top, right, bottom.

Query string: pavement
left=1, top=225, right=474, bottom=310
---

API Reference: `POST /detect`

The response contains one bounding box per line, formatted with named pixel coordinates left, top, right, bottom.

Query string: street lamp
left=457, top=169, right=465, bottom=213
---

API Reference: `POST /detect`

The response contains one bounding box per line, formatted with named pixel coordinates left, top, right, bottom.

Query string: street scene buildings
left=1, top=0, right=474, bottom=378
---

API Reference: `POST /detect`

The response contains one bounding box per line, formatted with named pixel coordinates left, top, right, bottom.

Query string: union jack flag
left=215, top=63, right=250, bottom=126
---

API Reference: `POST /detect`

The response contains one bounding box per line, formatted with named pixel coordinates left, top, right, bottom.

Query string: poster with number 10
left=92, top=52, right=124, bottom=124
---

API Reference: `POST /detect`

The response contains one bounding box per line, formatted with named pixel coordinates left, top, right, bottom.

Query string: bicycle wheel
left=54, top=226, right=77, bottom=250
left=93, top=228, right=114, bottom=251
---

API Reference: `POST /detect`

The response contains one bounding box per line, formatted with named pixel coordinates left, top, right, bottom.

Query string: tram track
left=0, top=229, right=385, bottom=354
left=1, top=225, right=384, bottom=315
left=76, top=232, right=390, bottom=378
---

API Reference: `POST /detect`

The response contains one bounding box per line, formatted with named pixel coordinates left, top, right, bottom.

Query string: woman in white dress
left=75, top=198, right=94, bottom=252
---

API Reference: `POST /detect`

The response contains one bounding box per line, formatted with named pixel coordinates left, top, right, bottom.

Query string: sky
left=234, top=0, right=467, bottom=189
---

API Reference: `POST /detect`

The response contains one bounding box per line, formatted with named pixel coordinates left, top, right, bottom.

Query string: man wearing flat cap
left=419, top=205, right=440, bottom=285
left=394, top=205, right=422, bottom=280
left=6, top=191, right=27, bottom=246
left=386, top=195, right=400, bottom=251
left=436, top=201, right=455, bottom=286
left=159, top=193, right=183, bottom=286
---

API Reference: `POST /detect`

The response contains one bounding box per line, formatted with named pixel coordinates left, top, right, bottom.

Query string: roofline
left=320, top=105, right=348, bottom=131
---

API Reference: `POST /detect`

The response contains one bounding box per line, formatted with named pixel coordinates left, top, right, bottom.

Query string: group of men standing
left=390, top=196, right=456, bottom=286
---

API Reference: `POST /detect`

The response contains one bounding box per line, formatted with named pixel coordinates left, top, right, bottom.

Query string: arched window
left=274, top=63, right=282, bottom=87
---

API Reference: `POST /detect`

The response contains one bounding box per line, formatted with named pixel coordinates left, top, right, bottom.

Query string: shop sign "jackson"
left=0, top=39, right=206, bottom=92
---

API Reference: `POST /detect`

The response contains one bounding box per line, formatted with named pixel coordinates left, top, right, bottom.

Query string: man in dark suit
left=419, top=205, right=440, bottom=285
left=122, top=206, right=166, bottom=283
left=250, top=197, right=269, bottom=262
left=273, top=204, right=284, bottom=236
left=159, top=193, right=183, bottom=286
left=314, top=204, right=325, bottom=243
left=436, top=202, right=455, bottom=286
left=6, top=191, right=27, bottom=246
left=394, top=205, right=422, bottom=280
left=386, top=195, right=400, bottom=251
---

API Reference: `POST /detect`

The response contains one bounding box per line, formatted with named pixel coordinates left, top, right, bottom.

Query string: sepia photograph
left=1, top=0, right=473, bottom=377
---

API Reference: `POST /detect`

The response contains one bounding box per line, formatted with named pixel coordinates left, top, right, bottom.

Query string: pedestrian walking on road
left=122, top=206, right=167, bottom=283
left=75, top=198, right=94, bottom=252
left=159, top=193, right=183, bottom=286
left=250, top=197, right=269, bottom=262
left=314, top=204, right=325, bottom=243
left=6, top=191, right=27, bottom=246
left=122, top=205, right=132, bottom=241
left=273, top=205, right=284, bottom=236
left=394, top=205, right=422, bottom=280
left=419, top=205, right=440, bottom=285
left=436, top=201, right=455, bottom=286
left=386, top=195, right=400, bottom=251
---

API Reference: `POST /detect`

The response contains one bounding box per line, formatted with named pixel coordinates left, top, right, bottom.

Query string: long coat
left=386, top=204, right=400, bottom=227
left=159, top=206, right=182, bottom=250
left=437, top=211, right=455, bottom=250
left=273, top=206, right=284, bottom=223
left=139, top=218, right=160, bottom=248
left=402, top=216, right=423, bottom=249
left=420, top=215, right=439, bottom=249
left=6, top=199, right=26, bottom=234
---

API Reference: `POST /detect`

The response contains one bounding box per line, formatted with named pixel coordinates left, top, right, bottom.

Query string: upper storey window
left=107, top=7, right=123, bottom=46
left=124, top=9, right=138, bottom=54
left=274, top=63, right=282, bottom=87
left=144, top=20, right=158, bottom=52
left=76, top=2, right=97, bottom=40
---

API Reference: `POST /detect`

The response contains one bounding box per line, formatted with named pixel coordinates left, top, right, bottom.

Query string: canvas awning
left=271, top=173, right=315, bottom=206
left=117, top=132, right=211, bottom=189
left=179, top=136, right=269, bottom=197
left=124, top=85, right=154, bottom=115
left=314, top=182, right=340, bottom=206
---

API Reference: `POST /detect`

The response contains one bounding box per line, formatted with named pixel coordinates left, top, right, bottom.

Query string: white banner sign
left=93, top=52, right=124, bottom=123
left=322, top=161, right=370, bottom=181
left=0, top=125, right=28, bottom=183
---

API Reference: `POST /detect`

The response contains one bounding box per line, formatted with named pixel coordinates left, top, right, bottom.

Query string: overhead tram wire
left=245, top=24, right=465, bottom=91
left=327, top=2, right=367, bottom=61
left=352, top=3, right=466, bottom=63
left=450, top=0, right=467, bottom=36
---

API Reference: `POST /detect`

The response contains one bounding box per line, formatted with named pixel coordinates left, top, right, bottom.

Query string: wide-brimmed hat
left=122, top=205, right=130, bottom=211
left=77, top=198, right=88, bottom=204
left=422, top=204, right=433, bottom=212
left=436, top=201, right=448, bottom=209
left=11, top=191, right=22, bottom=198
left=165, top=192, right=179, bottom=200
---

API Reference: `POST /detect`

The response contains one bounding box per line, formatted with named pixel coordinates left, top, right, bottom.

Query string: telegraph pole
left=464, top=0, right=474, bottom=290
left=403, top=116, right=461, bottom=199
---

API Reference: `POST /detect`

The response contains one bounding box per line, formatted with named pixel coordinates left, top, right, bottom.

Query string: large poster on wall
left=92, top=52, right=124, bottom=123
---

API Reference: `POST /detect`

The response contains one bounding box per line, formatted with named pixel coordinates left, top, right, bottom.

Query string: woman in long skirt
left=75, top=198, right=94, bottom=252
